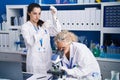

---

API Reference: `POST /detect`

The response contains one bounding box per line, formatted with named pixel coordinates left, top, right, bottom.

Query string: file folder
left=95, top=9, right=101, bottom=29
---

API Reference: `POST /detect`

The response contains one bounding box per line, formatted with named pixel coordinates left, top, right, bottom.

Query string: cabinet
left=100, top=2, right=120, bottom=54
left=0, top=5, right=28, bottom=52
left=6, top=5, right=27, bottom=29
left=97, top=58, right=120, bottom=80
left=2, top=5, right=28, bottom=51
left=41, top=2, right=120, bottom=52
left=0, top=52, right=23, bottom=80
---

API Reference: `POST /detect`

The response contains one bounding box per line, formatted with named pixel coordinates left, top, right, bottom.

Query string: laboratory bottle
left=84, top=39, right=88, bottom=47
left=107, top=41, right=116, bottom=54
left=90, top=40, right=94, bottom=51
left=2, top=21, right=6, bottom=31
left=100, top=46, right=105, bottom=53
left=111, top=70, right=119, bottom=80
left=92, top=43, right=100, bottom=57
left=0, top=23, right=2, bottom=30
left=14, top=16, right=18, bottom=26
left=18, top=16, right=23, bottom=26
left=100, top=46, right=106, bottom=58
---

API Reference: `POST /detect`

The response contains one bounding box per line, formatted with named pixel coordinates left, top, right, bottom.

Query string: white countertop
left=96, top=57, right=120, bottom=62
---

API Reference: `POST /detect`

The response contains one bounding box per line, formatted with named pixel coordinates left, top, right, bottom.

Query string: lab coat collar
left=28, top=21, right=41, bottom=32
left=62, top=43, right=75, bottom=67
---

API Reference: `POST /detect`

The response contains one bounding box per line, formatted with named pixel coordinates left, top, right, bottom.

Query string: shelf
left=0, top=31, right=9, bottom=33
left=9, top=26, right=21, bottom=30
left=6, top=5, right=27, bottom=8
left=62, top=27, right=101, bottom=31
left=102, top=28, right=120, bottom=33
left=41, top=2, right=119, bottom=6
left=41, top=3, right=101, bottom=10
left=97, top=57, right=120, bottom=62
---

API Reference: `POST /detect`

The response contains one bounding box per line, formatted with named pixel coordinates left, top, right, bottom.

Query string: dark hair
left=27, top=3, right=44, bottom=26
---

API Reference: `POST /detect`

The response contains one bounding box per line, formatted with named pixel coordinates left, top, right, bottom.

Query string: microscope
left=47, top=50, right=66, bottom=80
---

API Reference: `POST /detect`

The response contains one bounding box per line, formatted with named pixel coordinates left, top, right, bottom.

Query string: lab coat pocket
left=39, top=48, right=47, bottom=63
left=41, top=51, right=48, bottom=63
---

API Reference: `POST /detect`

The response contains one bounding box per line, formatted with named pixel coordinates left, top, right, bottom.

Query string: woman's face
left=28, top=7, right=41, bottom=24
left=56, top=41, right=70, bottom=55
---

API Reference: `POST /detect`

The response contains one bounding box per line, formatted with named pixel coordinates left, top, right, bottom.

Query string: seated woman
left=54, top=30, right=101, bottom=80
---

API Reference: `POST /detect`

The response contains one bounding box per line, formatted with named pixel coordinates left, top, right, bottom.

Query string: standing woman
left=54, top=30, right=101, bottom=80
left=21, top=3, right=61, bottom=74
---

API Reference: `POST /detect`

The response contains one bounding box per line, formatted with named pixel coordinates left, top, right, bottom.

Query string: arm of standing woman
left=44, top=5, right=61, bottom=36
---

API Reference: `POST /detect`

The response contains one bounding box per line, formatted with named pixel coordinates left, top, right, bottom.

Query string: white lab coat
left=21, top=16, right=61, bottom=74
left=61, top=42, right=101, bottom=79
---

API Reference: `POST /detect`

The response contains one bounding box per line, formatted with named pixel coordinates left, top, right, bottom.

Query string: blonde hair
left=54, top=30, right=78, bottom=43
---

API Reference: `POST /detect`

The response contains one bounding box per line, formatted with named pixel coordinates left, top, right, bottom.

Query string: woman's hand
left=50, top=5, right=57, bottom=16
left=60, top=66, right=74, bottom=76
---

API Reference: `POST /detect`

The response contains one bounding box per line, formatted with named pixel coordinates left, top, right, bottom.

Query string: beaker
left=111, top=70, right=119, bottom=80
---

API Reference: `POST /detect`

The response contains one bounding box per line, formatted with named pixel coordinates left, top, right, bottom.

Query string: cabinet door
left=98, top=60, right=120, bottom=79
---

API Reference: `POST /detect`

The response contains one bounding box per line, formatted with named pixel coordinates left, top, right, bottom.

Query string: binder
left=6, top=33, right=9, bottom=49
left=80, top=10, right=86, bottom=29
left=58, top=10, right=70, bottom=30
left=74, top=10, right=81, bottom=30
left=89, top=8, right=97, bottom=29
left=69, top=10, right=76, bottom=30
left=85, top=8, right=91, bottom=29
left=4, top=33, right=7, bottom=50
left=84, top=0, right=90, bottom=3
left=90, top=0, right=95, bottom=3
left=78, top=10, right=82, bottom=29
left=0, top=34, right=1, bottom=50
left=57, top=11, right=66, bottom=30
left=2, top=34, right=5, bottom=50
left=95, top=9, right=101, bottom=29
left=9, top=30, right=16, bottom=51
left=66, top=10, right=71, bottom=30
left=77, top=0, right=84, bottom=4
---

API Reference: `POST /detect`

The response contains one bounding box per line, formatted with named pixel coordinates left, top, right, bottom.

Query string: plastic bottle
left=84, top=39, right=88, bottom=47
left=90, top=40, right=94, bottom=51
left=2, top=21, right=6, bottom=31
left=100, top=46, right=106, bottom=58
left=92, top=43, right=100, bottom=57
left=14, top=16, right=18, bottom=26
left=0, top=23, right=2, bottom=30
left=100, top=46, right=105, bottom=53
left=111, top=71, right=119, bottom=80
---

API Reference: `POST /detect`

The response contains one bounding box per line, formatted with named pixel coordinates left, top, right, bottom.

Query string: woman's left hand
left=50, top=5, right=57, bottom=16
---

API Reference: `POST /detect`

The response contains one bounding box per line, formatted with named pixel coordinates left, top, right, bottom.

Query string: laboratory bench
left=0, top=51, right=120, bottom=80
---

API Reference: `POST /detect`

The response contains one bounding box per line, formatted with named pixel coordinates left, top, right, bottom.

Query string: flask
left=92, top=43, right=100, bottom=57
left=111, top=70, right=119, bottom=80
left=2, top=21, right=6, bottom=31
